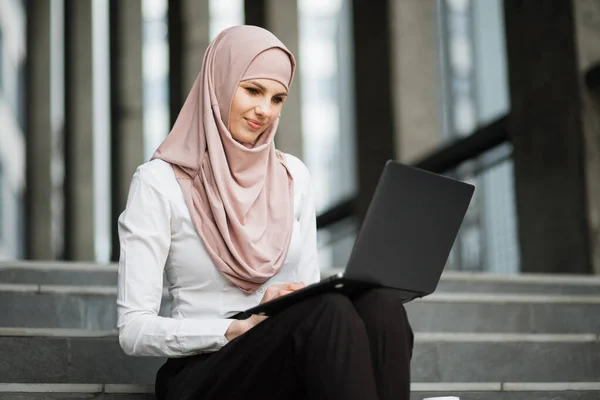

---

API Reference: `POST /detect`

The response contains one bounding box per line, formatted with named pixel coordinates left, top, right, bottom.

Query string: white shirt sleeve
left=116, top=166, right=234, bottom=357
left=293, top=160, right=321, bottom=285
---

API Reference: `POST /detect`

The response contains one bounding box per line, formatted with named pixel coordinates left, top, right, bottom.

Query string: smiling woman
left=228, top=47, right=292, bottom=149
left=229, top=78, right=288, bottom=148
left=117, top=25, right=413, bottom=400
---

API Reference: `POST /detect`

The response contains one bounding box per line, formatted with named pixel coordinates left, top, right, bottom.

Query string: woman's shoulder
left=132, top=159, right=177, bottom=190
left=282, top=153, right=311, bottom=183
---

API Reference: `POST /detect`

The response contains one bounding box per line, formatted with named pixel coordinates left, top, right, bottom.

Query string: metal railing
left=316, top=116, right=509, bottom=230
left=316, top=59, right=600, bottom=231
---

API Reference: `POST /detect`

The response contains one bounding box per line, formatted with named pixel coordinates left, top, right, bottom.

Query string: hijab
left=152, top=25, right=296, bottom=293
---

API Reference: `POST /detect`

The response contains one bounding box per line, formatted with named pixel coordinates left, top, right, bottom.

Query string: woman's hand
left=225, top=282, right=305, bottom=342
left=260, top=282, right=306, bottom=304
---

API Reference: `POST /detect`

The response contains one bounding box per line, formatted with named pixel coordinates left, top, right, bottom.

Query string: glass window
left=209, top=0, right=244, bottom=39
left=16, top=61, right=25, bottom=130
left=142, top=0, right=170, bottom=159
left=299, top=0, right=358, bottom=268
left=0, top=28, right=4, bottom=92
left=438, top=0, right=518, bottom=273
left=0, top=161, right=4, bottom=241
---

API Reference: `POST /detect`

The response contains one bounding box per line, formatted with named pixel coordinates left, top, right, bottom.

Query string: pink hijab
left=152, top=26, right=296, bottom=293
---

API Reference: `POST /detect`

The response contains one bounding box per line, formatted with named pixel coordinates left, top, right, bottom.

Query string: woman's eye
left=245, top=87, right=260, bottom=95
left=273, top=96, right=283, bottom=104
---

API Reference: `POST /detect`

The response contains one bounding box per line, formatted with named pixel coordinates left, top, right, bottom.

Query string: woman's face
left=229, top=78, right=288, bottom=148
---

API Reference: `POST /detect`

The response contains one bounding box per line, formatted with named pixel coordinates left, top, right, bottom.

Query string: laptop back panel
left=344, top=161, right=474, bottom=295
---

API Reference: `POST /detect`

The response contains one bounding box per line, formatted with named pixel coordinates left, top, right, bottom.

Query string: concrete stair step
left=0, top=383, right=599, bottom=399
left=0, top=263, right=118, bottom=286
left=0, top=329, right=598, bottom=384
left=3, top=262, right=600, bottom=295
left=406, top=292, right=600, bottom=333
left=0, top=284, right=170, bottom=330
left=411, top=381, right=600, bottom=400
left=324, top=268, right=600, bottom=295
left=1, top=284, right=599, bottom=333
left=0, top=384, right=153, bottom=399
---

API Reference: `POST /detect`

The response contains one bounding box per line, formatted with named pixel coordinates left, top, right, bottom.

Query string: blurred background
left=1, top=0, right=599, bottom=276
left=1, top=2, right=600, bottom=396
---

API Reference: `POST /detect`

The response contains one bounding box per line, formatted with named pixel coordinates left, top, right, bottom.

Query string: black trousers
left=155, top=288, right=414, bottom=400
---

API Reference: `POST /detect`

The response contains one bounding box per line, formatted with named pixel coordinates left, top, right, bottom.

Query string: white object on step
left=423, top=397, right=460, bottom=400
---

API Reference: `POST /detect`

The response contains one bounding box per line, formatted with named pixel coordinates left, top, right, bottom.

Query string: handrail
left=316, top=115, right=509, bottom=229
left=412, top=116, right=508, bottom=173
left=316, top=198, right=355, bottom=229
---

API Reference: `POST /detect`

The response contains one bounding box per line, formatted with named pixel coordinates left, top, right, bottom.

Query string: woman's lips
left=245, top=118, right=263, bottom=129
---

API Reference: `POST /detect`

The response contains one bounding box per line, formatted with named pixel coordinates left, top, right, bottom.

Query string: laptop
left=232, top=160, right=475, bottom=320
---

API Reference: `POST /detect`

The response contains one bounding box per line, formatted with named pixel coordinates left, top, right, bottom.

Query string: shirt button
left=258, top=287, right=265, bottom=293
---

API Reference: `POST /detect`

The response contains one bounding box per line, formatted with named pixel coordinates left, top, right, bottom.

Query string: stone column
left=504, top=0, right=597, bottom=274
left=244, top=0, right=266, bottom=28
left=25, top=0, right=53, bottom=259
left=390, top=0, right=443, bottom=164
left=265, top=0, right=303, bottom=159
left=168, top=0, right=210, bottom=125
left=64, top=0, right=95, bottom=260
left=243, top=0, right=303, bottom=159
left=109, top=0, right=145, bottom=261
left=352, top=0, right=395, bottom=218
left=574, top=0, right=600, bottom=274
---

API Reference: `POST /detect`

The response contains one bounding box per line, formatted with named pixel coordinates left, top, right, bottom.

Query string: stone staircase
left=0, top=261, right=599, bottom=399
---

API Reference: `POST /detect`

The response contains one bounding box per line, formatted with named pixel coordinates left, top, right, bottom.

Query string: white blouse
left=116, top=156, right=320, bottom=358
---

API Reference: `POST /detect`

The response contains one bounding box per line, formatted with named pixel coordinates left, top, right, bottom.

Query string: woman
left=117, top=25, right=413, bottom=400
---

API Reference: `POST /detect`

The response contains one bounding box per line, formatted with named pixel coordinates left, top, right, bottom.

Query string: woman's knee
left=354, top=288, right=411, bottom=326
left=307, top=292, right=363, bottom=327
left=315, top=292, right=355, bottom=314
left=299, top=293, right=369, bottom=349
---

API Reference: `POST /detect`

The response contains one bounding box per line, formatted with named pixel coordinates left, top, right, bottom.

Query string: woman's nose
left=255, top=100, right=272, bottom=118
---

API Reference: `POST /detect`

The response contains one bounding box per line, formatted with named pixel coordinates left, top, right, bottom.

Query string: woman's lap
left=155, top=289, right=412, bottom=400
